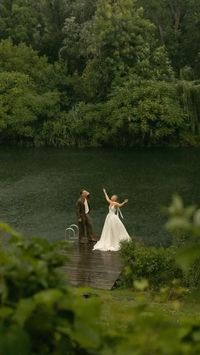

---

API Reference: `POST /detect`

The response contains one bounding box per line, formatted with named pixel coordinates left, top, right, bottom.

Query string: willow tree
left=178, top=80, right=200, bottom=134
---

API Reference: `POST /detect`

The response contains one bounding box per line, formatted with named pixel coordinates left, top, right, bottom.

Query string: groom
left=76, top=189, right=96, bottom=243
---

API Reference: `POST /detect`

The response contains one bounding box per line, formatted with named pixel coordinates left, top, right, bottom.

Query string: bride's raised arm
left=103, top=188, right=112, bottom=204
left=115, top=199, right=128, bottom=208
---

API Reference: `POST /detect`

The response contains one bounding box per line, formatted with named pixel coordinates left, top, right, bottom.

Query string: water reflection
left=68, top=242, right=121, bottom=288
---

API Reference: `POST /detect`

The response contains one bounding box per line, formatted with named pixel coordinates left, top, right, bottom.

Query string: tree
left=61, top=76, right=186, bottom=148
left=0, top=71, right=37, bottom=140
left=107, top=79, right=186, bottom=146
left=0, top=0, right=68, bottom=61
left=81, top=0, right=173, bottom=101
left=39, top=0, right=68, bottom=61
left=138, top=0, right=200, bottom=77
left=0, top=40, right=68, bottom=144
left=60, top=0, right=97, bottom=74
left=0, top=71, right=62, bottom=144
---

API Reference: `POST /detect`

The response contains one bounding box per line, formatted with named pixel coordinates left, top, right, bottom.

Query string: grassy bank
left=72, top=287, right=200, bottom=331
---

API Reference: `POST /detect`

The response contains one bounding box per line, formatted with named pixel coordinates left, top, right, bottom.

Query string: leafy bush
left=105, top=79, right=187, bottom=146
left=112, top=197, right=200, bottom=353
left=0, top=40, right=65, bottom=92
left=166, top=195, right=200, bottom=290
left=56, top=78, right=187, bottom=148
left=0, top=223, right=102, bottom=355
left=185, top=259, right=200, bottom=289
left=0, top=71, right=62, bottom=144
left=120, top=197, right=200, bottom=291
left=0, top=40, right=69, bottom=145
left=120, top=240, right=182, bottom=289
left=108, top=200, right=200, bottom=355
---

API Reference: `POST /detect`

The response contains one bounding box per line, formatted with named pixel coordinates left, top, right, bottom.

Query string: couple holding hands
left=76, top=188, right=131, bottom=252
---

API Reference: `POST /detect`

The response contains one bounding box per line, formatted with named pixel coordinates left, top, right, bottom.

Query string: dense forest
left=0, top=0, right=200, bottom=147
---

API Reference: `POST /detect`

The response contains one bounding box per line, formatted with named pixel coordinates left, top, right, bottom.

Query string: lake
left=0, top=147, right=199, bottom=245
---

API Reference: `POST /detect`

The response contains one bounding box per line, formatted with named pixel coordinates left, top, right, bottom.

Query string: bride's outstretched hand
left=103, top=188, right=106, bottom=193
left=124, top=199, right=128, bottom=203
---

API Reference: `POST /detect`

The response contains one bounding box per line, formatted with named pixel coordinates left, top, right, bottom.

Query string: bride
left=93, top=188, right=131, bottom=252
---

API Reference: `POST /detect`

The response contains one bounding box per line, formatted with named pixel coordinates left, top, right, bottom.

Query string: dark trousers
left=78, top=215, right=94, bottom=241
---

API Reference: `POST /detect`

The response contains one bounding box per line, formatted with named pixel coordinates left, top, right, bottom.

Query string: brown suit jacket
left=76, top=197, right=90, bottom=220
left=76, top=197, right=85, bottom=220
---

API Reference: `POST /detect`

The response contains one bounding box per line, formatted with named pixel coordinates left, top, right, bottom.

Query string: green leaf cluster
left=166, top=196, right=200, bottom=288
left=120, top=239, right=182, bottom=289
left=0, top=223, right=102, bottom=354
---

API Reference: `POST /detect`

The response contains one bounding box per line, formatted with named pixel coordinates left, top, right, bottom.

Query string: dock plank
left=62, top=242, right=122, bottom=289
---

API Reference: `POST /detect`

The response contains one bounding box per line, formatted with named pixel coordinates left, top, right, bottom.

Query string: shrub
left=59, top=79, right=187, bottom=148
left=120, top=240, right=182, bottom=289
left=184, top=259, right=200, bottom=289
left=0, top=223, right=102, bottom=355
left=166, top=195, right=200, bottom=290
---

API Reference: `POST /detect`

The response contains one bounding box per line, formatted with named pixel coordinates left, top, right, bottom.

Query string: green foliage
left=0, top=0, right=200, bottom=147
left=166, top=195, right=200, bottom=289
left=120, top=240, right=182, bottom=289
left=0, top=40, right=68, bottom=144
left=0, top=71, right=36, bottom=139
left=0, top=0, right=68, bottom=61
left=59, top=80, right=186, bottom=147
left=0, top=70, right=62, bottom=144
left=120, top=197, right=200, bottom=292
left=1, top=0, right=200, bottom=79
left=178, top=81, right=200, bottom=135
left=0, top=39, right=65, bottom=92
left=106, top=309, right=200, bottom=355
left=1, top=205, right=200, bottom=354
left=138, top=0, right=200, bottom=78
left=166, top=195, right=200, bottom=262
left=0, top=223, right=102, bottom=354
left=185, top=260, right=200, bottom=289
left=82, top=0, right=174, bottom=100
left=106, top=79, right=185, bottom=146
left=60, top=0, right=97, bottom=74
left=110, top=198, right=200, bottom=355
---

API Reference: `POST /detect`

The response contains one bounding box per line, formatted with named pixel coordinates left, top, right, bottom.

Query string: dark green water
left=0, top=147, right=199, bottom=245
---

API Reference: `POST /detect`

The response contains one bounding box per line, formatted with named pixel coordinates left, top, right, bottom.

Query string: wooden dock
left=61, top=242, right=122, bottom=289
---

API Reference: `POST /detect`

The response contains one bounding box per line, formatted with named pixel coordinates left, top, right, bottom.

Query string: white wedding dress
left=93, top=205, right=131, bottom=251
